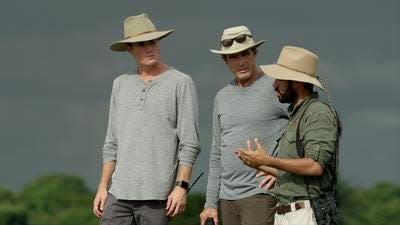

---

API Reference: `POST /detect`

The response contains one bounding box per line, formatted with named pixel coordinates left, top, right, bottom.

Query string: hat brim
left=210, top=41, right=265, bottom=55
left=260, top=64, right=323, bottom=89
left=110, top=30, right=174, bottom=52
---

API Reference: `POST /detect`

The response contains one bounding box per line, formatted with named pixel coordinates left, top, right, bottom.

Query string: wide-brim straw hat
left=210, top=26, right=265, bottom=55
left=110, top=13, right=174, bottom=52
left=260, top=46, right=323, bottom=89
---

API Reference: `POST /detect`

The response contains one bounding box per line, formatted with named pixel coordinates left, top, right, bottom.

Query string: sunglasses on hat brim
left=221, top=34, right=252, bottom=47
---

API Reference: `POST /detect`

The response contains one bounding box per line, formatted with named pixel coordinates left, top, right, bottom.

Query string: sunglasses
left=221, top=34, right=252, bottom=47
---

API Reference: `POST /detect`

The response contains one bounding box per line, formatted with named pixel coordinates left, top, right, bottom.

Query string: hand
left=166, top=186, right=187, bottom=217
left=199, top=208, right=219, bottom=225
left=93, top=188, right=108, bottom=218
left=235, top=138, right=271, bottom=168
left=256, top=171, right=276, bottom=191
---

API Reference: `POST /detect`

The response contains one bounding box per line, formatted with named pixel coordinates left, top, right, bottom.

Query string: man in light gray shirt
left=200, top=26, right=288, bottom=225
left=92, top=13, right=200, bottom=225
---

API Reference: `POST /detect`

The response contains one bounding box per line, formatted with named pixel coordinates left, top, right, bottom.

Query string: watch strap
left=175, top=180, right=189, bottom=190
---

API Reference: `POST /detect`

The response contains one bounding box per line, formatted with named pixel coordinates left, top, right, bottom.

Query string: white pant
left=274, top=201, right=317, bottom=225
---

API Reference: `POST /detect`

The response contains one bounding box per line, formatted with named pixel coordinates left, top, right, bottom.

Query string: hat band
left=125, top=30, right=156, bottom=39
left=277, top=63, right=317, bottom=78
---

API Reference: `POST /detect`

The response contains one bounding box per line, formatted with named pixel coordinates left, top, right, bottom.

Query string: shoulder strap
left=295, top=99, right=319, bottom=158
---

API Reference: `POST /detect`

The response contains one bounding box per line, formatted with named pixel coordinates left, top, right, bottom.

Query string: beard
left=275, top=84, right=297, bottom=103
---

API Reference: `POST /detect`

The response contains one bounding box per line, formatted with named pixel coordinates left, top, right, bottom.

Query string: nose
left=236, top=54, right=247, bottom=65
left=272, top=79, right=278, bottom=88
left=144, top=43, right=155, bottom=52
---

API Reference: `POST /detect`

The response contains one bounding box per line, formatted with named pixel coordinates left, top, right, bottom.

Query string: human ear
left=127, top=44, right=133, bottom=53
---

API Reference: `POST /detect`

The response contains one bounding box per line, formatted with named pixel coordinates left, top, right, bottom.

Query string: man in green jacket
left=235, top=46, right=341, bottom=225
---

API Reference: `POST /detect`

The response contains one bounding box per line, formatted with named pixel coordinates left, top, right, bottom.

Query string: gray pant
left=100, top=193, right=169, bottom=225
left=220, top=194, right=277, bottom=225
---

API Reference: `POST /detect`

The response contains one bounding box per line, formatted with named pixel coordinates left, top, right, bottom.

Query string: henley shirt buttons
left=142, top=89, right=145, bottom=92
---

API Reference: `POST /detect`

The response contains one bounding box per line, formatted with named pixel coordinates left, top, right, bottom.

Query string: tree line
left=0, top=174, right=399, bottom=225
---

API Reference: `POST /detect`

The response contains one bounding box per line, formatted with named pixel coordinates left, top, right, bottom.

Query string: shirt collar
left=287, top=92, right=319, bottom=117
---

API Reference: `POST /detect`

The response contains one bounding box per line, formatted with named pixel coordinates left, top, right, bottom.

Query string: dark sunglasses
left=221, top=34, right=252, bottom=47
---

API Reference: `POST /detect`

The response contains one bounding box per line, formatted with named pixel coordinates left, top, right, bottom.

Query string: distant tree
left=20, top=174, right=97, bottom=225
left=0, top=204, right=28, bottom=225
left=339, top=181, right=400, bottom=225
left=0, top=186, right=17, bottom=203
left=0, top=187, right=28, bottom=225
left=353, top=182, right=400, bottom=225
left=21, top=174, right=91, bottom=213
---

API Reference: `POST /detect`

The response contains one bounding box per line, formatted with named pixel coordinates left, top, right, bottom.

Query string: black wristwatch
left=175, top=180, right=189, bottom=191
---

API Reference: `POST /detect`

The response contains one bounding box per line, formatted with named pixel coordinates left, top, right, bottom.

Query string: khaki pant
left=220, top=194, right=277, bottom=225
left=274, top=200, right=317, bottom=225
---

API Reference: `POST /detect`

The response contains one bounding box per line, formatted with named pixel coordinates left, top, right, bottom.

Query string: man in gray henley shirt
left=200, top=26, right=288, bottom=225
left=92, top=13, right=200, bottom=225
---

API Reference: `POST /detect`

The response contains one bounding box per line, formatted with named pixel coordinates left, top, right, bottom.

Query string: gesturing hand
left=235, top=138, right=271, bottom=168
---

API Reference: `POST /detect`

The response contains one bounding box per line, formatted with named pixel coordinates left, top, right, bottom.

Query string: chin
left=236, top=73, right=251, bottom=80
left=144, top=59, right=160, bottom=67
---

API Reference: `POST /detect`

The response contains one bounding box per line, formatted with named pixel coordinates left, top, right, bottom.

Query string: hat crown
left=277, top=46, right=319, bottom=77
left=221, top=26, right=252, bottom=41
left=123, top=13, right=156, bottom=39
left=210, top=25, right=265, bottom=55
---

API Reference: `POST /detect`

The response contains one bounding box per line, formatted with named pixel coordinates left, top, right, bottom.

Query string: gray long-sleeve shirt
left=205, top=75, right=289, bottom=208
left=103, top=67, right=200, bottom=200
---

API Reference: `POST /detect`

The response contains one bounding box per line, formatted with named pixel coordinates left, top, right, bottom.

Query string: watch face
left=176, top=180, right=189, bottom=190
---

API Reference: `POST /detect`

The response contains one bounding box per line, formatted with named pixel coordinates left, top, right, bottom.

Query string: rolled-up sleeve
left=205, top=97, right=222, bottom=209
left=176, top=77, right=201, bottom=167
left=102, top=80, right=119, bottom=163
left=303, top=103, right=338, bottom=169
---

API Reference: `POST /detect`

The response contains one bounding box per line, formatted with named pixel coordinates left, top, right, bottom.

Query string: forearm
left=176, top=165, right=192, bottom=182
left=205, top=158, right=222, bottom=208
left=205, top=177, right=221, bottom=209
left=268, top=157, right=323, bottom=176
left=205, top=139, right=222, bottom=208
left=205, top=98, right=222, bottom=208
left=167, top=165, right=192, bottom=217
left=258, top=165, right=278, bottom=177
left=97, top=161, right=116, bottom=190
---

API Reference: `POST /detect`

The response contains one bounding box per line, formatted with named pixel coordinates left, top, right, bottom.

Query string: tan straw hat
left=110, top=13, right=174, bottom=52
left=210, top=26, right=265, bottom=55
left=260, top=46, right=323, bottom=89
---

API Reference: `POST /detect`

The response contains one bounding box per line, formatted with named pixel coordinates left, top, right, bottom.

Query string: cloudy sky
left=1, top=0, right=399, bottom=192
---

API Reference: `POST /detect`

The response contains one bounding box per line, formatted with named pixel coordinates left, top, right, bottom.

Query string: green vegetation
left=337, top=181, right=400, bottom=225
left=0, top=174, right=399, bottom=225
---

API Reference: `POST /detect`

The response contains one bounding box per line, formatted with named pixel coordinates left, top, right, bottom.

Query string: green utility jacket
left=274, top=92, right=339, bottom=205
